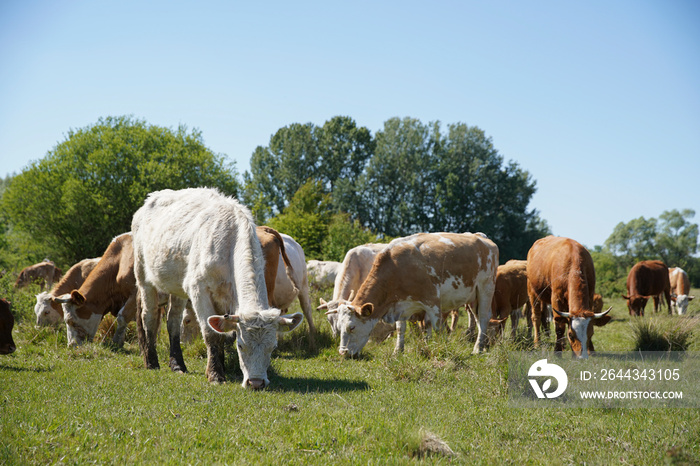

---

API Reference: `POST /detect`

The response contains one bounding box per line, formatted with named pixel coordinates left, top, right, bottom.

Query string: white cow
left=271, top=234, right=317, bottom=349
left=131, top=188, right=303, bottom=389
left=307, top=260, right=342, bottom=289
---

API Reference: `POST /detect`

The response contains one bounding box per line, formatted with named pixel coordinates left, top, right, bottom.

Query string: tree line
left=1, top=115, right=698, bottom=293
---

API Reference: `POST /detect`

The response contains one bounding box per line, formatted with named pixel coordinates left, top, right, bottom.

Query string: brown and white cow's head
left=207, top=310, right=303, bottom=389
left=621, top=294, right=649, bottom=317
left=34, top=292, right=63, bottom=327
left=553, top=307, right=612, bottom=359
left=671, top=293, right=695, bottom=316
left=326, top=301, right=380, bottom=357
left=55, top=291, right=103, bottom=346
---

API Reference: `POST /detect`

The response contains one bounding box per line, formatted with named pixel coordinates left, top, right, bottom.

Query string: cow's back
left=495, top=259, right=528, bottom=310
left=627, top=260, right=670, bottom=296
left=333, top=243, right=386, bottom=301
left=527, top=236, right=595, bottom=309
left=669, top=267, right=690, bottom=295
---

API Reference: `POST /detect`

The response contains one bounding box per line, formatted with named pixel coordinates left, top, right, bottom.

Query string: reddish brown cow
left=0, top=299, right=16, bottom=355
left=15, top=261, right=63, bottom=290
left=622, top=260, right=671, bottom=316
left=527, top=236, right=612, bottom=358
left=55, top=233, right=137, bottom=347
left=489, top=260, right=529, bottom=338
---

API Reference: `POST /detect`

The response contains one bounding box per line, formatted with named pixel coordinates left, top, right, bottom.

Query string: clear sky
left=1, top=0, right=698, bottom=250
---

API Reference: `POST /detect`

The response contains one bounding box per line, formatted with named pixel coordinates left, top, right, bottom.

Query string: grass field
left=1, top=276, right=699, bottom=465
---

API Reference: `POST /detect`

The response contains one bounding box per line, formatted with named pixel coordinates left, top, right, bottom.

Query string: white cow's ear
left=207, top=314, right=239, bottom=334
left=277, top=312, right=303, bottom=333
left=689, top=296, right=695, bottom=301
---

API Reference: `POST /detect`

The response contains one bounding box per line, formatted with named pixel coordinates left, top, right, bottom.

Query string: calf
left=622, top=260, right=671, bottom=316
left=34, top=257, right=101, bottom=327
left=669, top=267, right=694, bottom=315
left=527, top=236, right=611, bottom=358
left=327, top=232, right=498, bottom=356
left=54, top=233, right=137, bottom=347
left=490, top=259, right=529, bottom=338
left=0, top=299, right=16, bottom=355
left=132, top=188, right=302, bottom=388
left=15, top=261, right=63, bottom=290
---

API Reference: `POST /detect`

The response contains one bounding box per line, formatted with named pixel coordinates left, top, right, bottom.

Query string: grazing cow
left=0, top=299, right=16, bottom=355
left=270, top=234, right=317, bottom=349
left=527, top=236, right=612, bottom=358
left=15, top=261, right=63, bottom=290
left=319, top=243, right=388, bottom=337
left=34, top=257, right=101, bottom=327
left=490, top=259, right=529, bottom=338
left=669, top=267, right=694, bottom=315
left=54, top=234, right=137, bottom=347
left=132, top=188, right=303, bottom=388
left=622, top=260, right=672, bottom=316
left=326, top=232, right=498, bottom=356
left=307, top=260, right=342, bottom=289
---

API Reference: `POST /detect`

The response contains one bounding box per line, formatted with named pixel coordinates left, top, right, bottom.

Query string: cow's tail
left=259, top=226, right=300, bottom=297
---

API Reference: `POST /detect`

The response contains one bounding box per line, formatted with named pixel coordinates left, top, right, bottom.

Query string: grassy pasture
left=1, top=275, right=699, bottom=465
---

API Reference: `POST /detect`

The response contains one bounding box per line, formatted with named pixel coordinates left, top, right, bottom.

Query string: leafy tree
left=267, top=180, right=332, bottom=260
left=0, top=116, right=239, bottom=265
left=320, top=213, right=386, bottom=263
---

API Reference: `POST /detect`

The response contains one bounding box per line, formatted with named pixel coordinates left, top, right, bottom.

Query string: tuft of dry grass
left=628, top=316, right=698, bottom=352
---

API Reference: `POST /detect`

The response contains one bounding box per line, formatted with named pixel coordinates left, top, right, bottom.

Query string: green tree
left=267, top=180, right=331, bottom=260
left=1, top=116, right=239, bottom=265
left=320, top=213, right=385, bottom=263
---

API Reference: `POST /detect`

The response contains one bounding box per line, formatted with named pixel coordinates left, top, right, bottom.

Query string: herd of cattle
left=1, top=187, right=695, bottom=389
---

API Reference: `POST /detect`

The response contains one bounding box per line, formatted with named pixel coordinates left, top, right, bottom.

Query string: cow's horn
left=348, top=290, right=355, bottom=301
left=594, top=306, right=613, bottom=319
left=552, top=308, right=570, bottom=318
left=324, top=310, right=338, bottom=316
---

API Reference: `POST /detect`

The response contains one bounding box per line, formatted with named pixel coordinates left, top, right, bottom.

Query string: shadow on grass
left=0, top=362, right=54, bottom=373
left=267, top=373, right=371, bottom=393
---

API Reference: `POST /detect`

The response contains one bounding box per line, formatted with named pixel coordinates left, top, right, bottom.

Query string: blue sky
left=1, top=0, right=698, bottom=250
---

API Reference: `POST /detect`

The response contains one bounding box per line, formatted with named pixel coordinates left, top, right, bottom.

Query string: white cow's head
left=55, top=291, right=103, bottom=346
left=672, top=294, right=695, bottom=315
left=326, top=301, right=379, bottom=357
left=207, top=310, right=303, bottom=389
left=318, top=298, right=342, bottom=337
left=553, top=307, right=612, bottom=359
left=34, top=292, right=63, bottom=327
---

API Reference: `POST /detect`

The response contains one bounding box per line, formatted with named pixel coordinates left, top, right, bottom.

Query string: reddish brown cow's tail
left=259, top=226, right=300, bottom=296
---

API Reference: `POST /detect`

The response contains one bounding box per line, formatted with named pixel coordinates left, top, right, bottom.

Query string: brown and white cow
left=34, top=257, right=101, bottom=327
left=271, top=233, right=317, bottom=349
left=54, top=234, right=137, bottom=347
left=669, top=267, right=694, bottom=315
left=622, top=260, right=672, bottom=316
left=527, top=236, right=612, bottom=358
left=132, top=188, right=303, bottom=388
left=0, top=299, right=16, bottom=355
left=15, top=261, right=63, bottom=291
left=326, top=232, right=498, bottom=356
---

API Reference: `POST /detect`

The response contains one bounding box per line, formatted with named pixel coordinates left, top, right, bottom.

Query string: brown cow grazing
left=15, top=261, right=63, bottom=290
left=34, top=258, right=101, bottom=327
left=54, top=233, right=137, bottom=347
left=669, top=267, right=694, bottom=315
left=622, top=260, right=672, bottom=316
left=489, top=260, right=529, bottom=338
left=0, top=299, right=16, bottom=354
left=527, top=236, right=612, bottom=358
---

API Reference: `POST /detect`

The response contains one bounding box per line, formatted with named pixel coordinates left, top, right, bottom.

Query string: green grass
left=1, top=279, right=699, bottom=464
